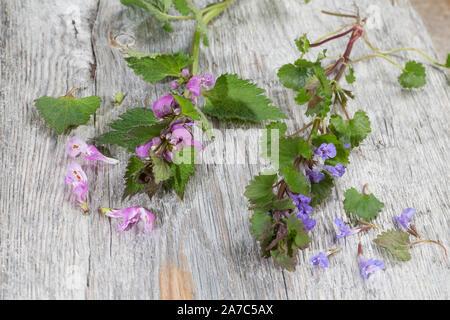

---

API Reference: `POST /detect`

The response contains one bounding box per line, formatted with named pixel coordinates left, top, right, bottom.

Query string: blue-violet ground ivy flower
left=334, top=218, right=359, bottom=239
left=305, top=167, right=325, bottom=183
left=359, top=257, right=385, bottom=279
left=310, top=252, right=328, bottom=268
left=314, top=143, right=337, bottom=160
left=290, top=194, right=315, bottom=231
left=322, top=163, right=346, bottom=178
left=394, top=208, right=416, bottom=230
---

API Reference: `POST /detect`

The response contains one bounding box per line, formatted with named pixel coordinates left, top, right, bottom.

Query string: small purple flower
left=305, top=167, right=325, bottom=183
left=152, top=94, right=179, bottom=119
left=290, top=194, right=315, bottom=231
left=64, top=162, right=88, bottom=206
left=297, top=212, right=316, bottom=231
left=310, top=252, right=328, bottom=268
left=314, top=143, right=337, bottom=160
left=343, top=143, right=351, bottom=149
left=186, top=74, right=216, bottom=97
left=66, top=136, right=118, bottom=164
left=334, top=218, right=359, bottom=239
left=203, top=73, right=215, bottom=87
left=394, top=208, right=416, bottom=230
left=359, top=257, right=385, bottom=279
left=136, top=140, right=153, bottom=160
left=169, top=80, right=179, bottom=89
left=100, top=206, right=155, bottom=232
left=322, top=163, right=345, bottom=178
left=290, top=194, right=313, bottom=216
left=186, top=76, right=203, bottom=97
left=181, top=69, right=190, bottom=78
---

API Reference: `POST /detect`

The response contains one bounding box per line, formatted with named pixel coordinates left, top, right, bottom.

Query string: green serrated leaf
left=121, top=0, right=172, bottom=26
left=373, top=229, right=411, bottom=261
left=312, top=133, right=349, bottom=166
left=270, top=247, right=296, bottom=271
left=280, top=167, right=309, bottom=195
left=310, top=172, right=334, bottom=207
left=169, top=162, right=195, bottom=198
left=398, top=60, right=426, bottom=88
left=127, top=123, right=167, bottom=147
left=329, top=110, right=371, bottom=148
left=173, top=0, right=190, bottom=15
left=294, top=88, right=311, bottom=105
left=343, top=187, right=384, bottom=222
left=150, top=151, right=172, bottom=184
left=287, top=214, right=311, bottom=250
left=172, top=94, right=200, bottom=121
left=250, top=209, right=274, bottom=242
left=34, top=92, right=101, bottom=134
left=96, top=108, right=159, bottom=152
left=203, top=74, right=287, bottom=122
left=263, top=132, right=312, bottom=170
left=277, top=59, right=316, bottom=91
left=244, top=173, right=277, bottom=206
left=125, top=51, right=193, bottom=83
left=123, top=156, right=145, bottom=200
left=345, top=67, right=356, bottom=84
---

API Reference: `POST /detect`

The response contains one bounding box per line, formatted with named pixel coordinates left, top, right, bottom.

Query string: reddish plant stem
left=310, top=27, right=355, bottom=48
left=334, top=28, right=363, bottom=81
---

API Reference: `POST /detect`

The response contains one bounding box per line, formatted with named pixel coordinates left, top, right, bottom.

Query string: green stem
left=349, top=53, right=404, bottom=70
left=191, top=28, right=202, bottom=75
left=161, top=13, right=195, bottom=20
left=363, top=35, right=447, bottom=68
left=203, top=0, right=233, bottom=24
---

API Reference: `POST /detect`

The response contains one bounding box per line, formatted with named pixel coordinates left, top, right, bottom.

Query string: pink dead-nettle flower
left=66, top=136, right=119, bottom=164
left=64, top=162, right=89, bottom=214
left=186, top=73, right=215, bottom=97
left=99, top=206, right=155, bottom=232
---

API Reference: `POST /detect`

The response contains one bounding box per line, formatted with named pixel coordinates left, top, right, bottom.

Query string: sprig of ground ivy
left=246, top=6, right=448, bottom=272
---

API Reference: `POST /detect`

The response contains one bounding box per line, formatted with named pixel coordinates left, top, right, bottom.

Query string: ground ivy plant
left=246, top=8, right=448, bottom=271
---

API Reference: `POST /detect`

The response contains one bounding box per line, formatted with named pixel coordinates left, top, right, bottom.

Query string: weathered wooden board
left=0, top=0, right=448, bottom=299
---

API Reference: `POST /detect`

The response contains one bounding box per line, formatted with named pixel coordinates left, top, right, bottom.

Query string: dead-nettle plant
left=34, top=0, right=288, bottom=225
left=245, top=8, right=448, bottom=272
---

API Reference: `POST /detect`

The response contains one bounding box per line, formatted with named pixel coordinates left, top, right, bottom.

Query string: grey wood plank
left=0, top=0, right=448, bottom=299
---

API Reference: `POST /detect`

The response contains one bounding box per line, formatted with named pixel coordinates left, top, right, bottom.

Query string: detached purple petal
left=394, top=207, right=416, bottom=230
left=305, top=167, right=325, bottom=183
left=314, top=143, right=337, bottom=160
left=102, top=206, right=155, bottom=232
left=310, top=252, right=328, bottom=268
left=359, top=257, right=385, bottom=279
left=334, top=218, right=358, bottom=239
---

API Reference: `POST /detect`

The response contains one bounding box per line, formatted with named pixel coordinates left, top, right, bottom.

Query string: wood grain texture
left=0, top=0, right=448, bottom=299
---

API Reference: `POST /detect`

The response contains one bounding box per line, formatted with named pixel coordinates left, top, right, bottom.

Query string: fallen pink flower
left=99, top=206, right=155, bottom=231
left=64, top=162, right=89, bottom=214
left=66, top=136, right=119, bottom=164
